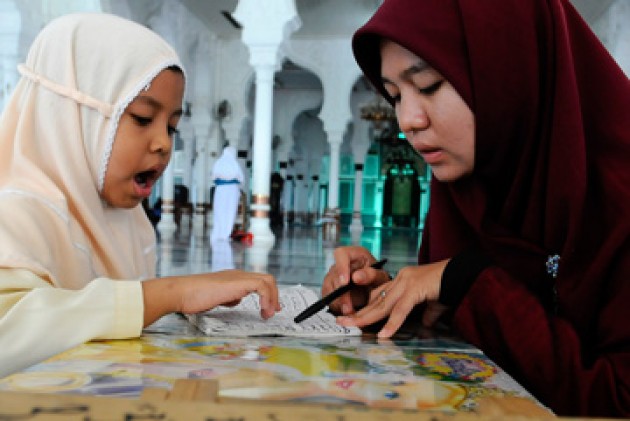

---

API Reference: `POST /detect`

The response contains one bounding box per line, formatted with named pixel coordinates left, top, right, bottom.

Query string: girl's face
left=380, top=40, right=475, bottom=182
left=102, top=68, right=184, bottom=208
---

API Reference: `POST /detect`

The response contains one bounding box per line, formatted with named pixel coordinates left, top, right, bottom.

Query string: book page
left=186, top=285, right=361, bottom=337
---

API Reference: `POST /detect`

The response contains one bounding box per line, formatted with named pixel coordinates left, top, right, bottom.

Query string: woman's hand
left=142, top=270, right=280, bottom=327
left=321, top=246, right=391, bottom=316
left=336, top=259, right=450, bottom=338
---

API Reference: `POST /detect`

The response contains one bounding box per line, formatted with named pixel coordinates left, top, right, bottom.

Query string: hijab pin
left=143, top=82, right=151, bottom=92
left=546, top=254, right=561, bottom=278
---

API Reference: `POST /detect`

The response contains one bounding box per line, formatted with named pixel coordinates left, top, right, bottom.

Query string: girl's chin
left=101, top=195, right=143, bottom=209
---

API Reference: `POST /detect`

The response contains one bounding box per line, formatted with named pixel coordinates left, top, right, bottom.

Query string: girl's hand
left=321, top=246, right=391, bottom=316
left=142, top=270, right=280, bottom=327
left=336, top=259, right=450, bottom=338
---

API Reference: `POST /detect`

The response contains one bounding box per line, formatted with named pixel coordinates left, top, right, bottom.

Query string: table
left=0, top=313, right=558, bottom=418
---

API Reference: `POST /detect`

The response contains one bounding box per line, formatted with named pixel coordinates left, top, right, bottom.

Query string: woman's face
left=380, top=40, right=475, bottom=182
left=102, top=68, right=184, bottom=208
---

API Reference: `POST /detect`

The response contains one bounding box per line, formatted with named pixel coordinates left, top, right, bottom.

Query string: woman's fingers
left=377, top=292, right=418, bottom=338
left=352, top=265, right=391, bottom=287
left=322, top=265, right=354, bottom=314
left=323, top=246, right=377, bottom=315
left=337, top=284, right=401, bottom=330
left=336, top=261, right=449, bottom=338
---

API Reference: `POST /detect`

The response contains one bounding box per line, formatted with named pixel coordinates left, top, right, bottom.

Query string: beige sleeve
left=0, top=268, right=144, bottom=378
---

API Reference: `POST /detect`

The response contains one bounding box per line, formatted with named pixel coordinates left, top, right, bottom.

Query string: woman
left=0, top=13, right=279, bottom=378
left=322, top=0, right=630, bottom=416
left=210, top=145, right=245, bottom=242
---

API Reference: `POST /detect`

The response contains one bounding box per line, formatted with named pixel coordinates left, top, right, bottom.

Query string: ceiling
left=179, top=0, right=382, bottom=40
left=174, top=0, right=616, bottom=93
left=178, top=0, right=614, bottom=40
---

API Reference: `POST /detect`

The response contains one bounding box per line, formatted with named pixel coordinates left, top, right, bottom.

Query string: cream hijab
left=0, top=13, right=185, bottom=288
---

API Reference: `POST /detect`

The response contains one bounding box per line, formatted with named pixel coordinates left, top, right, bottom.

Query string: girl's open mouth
left=134, top=169, right=158, bottom=197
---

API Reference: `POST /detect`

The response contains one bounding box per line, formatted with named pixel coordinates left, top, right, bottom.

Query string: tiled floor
left=156, top=225, right=422, bottom=288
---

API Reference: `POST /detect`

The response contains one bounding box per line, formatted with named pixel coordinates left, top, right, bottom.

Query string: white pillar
left=246, top=241, right=274, bottom=274
left=233, top=0, right=301, bottom=245
left=158, top=235, right=173, bottom=277
left=349, top=90, right=372, bottom=235
left=279, top=161, right=288, bottom=223
left=192, top=121, right=210, bottom=237
left=309, top=175, right=320, bottom=223
left=157, top=161, right=177, bottom=237
left=349, top=163, right=364, bottom=234
left=284, top=174, right=295, bottom=225
left=327, top=136, right=343, bottom=211
left=0, top=0, right=20, bottom=113
left=249, top=61, right=276, bottom=242
left=323, top=133, right=343, bottom=240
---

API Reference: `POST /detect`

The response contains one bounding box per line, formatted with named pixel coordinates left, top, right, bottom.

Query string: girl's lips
left=133, top=176, right=154, bottom=198
left=133, top=167, right=160, bottom=198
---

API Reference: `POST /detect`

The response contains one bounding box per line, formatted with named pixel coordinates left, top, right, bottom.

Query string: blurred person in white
left=210, top=145, right=245, bottom=242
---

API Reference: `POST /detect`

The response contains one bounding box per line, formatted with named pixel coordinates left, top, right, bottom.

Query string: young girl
left=0, top=13, right=279, bottom=377
left=322, top=0, right=630, bottom=416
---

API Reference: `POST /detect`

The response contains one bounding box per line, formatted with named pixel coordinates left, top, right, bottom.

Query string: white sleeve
left=0, top=268, right=143, bottom=378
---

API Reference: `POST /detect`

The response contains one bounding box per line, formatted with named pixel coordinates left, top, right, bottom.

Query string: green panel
left=391, top=177, right=412, bottom=215
left=361, top=182, right=377, bottom=215
left=319, top=156, right=329, bottom=184
left=340, top=155, right=355, bottom=178
left=339, top=181, right=353, bottom=211
left=364, top=155, right=379, bottom=179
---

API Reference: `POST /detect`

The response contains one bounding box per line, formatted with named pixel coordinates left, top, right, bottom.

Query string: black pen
left=294, top=258, right=388, bottom=323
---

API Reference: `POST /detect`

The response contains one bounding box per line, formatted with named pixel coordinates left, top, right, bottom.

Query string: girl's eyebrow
left=132, top=95, right=183, bottom=117
left=134, top=95, right=160, bottom=108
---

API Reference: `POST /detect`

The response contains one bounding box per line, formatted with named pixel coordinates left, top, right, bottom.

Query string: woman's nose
left=397, top=96, right=429, bottom=136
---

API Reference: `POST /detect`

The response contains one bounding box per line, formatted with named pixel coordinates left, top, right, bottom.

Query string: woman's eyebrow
left=400, top=60, right=430, bottom=79
left=381, top=60, right=431, bottom=86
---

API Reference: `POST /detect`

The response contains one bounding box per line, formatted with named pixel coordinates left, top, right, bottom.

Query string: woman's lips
left=419, top=148, right=443, bottom=165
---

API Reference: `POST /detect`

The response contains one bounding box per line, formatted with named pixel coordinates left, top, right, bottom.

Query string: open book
left=186, top=285, right=361, bottom=337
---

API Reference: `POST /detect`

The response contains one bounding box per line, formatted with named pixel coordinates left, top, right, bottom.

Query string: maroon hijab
left=353, top=0, right=630, bottom=322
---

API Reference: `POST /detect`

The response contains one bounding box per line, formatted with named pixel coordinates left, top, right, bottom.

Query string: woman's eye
left=384, top=90, right=401, bottom=103
left=168, top=126, right=179, bottom=137
left=132, top=115, right=152, bottom=126
left=419, top=80, right=443, bottom=95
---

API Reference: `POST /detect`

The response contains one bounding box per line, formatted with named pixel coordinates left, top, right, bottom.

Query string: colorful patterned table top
left=0, top=315, right=538, bottom=412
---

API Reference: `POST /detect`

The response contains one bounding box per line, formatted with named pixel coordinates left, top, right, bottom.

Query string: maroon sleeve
left=452, top=267, right=630, bottom=417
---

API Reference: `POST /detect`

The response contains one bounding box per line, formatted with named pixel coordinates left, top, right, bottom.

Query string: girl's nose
left=151, top=130, right=172, bottom=155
